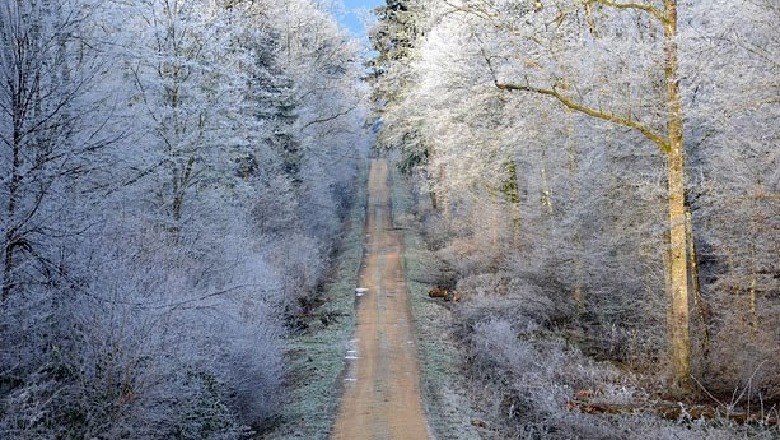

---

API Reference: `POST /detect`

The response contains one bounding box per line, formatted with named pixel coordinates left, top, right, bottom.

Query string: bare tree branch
left=585, top=0, right=668, bottom=24
left=495, top=81, right=670, bottom=153
left=303, top=107, right=353, bottom=128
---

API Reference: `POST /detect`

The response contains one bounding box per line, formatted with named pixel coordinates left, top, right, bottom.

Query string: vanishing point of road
left=330, top=159, right=432, bottom=440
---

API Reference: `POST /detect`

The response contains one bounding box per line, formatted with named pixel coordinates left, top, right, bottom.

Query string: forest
left=369, top=0, right=779, bottom=438
left=1, top=0, right=369, bottom=437
left=1, top=0, right=778, bottom=439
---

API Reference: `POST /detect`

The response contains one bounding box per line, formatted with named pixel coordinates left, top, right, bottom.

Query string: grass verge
left=261, top=164, right=368, bottom=440
left=390, top=167, right=494, bottom=440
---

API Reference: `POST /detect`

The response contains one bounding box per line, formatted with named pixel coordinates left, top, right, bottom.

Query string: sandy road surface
left=330, top=159, right=432, bottom=440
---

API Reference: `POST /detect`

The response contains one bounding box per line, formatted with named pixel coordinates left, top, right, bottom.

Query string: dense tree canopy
left=1, top=0, right=369, bottom=437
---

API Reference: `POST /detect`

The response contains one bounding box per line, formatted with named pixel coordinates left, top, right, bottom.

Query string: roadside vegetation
left=390, top=160, right=779, bottom=439
left=391, top=167, right=489, bottom=440
left=261, top=165, right=368, bottom=440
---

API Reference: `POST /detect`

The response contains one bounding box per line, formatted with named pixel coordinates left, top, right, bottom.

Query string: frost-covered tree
left=477, top=0, right=691, bottom=389
left=369, top=0, right=429, bottom=171
left=680, top=0, right=780, bottom=393
left=119, top=0, right=259, bottom=230
left=2, top=0, right=370, bottom=437
left=0, top=0, right=117, bottom=299
left=375, top=0, right=778, bottom=397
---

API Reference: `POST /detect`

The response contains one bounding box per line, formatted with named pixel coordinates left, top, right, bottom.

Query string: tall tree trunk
left=566, top=113, right=585, bottom=317
left=664, top=0, right=691, bottom=390
left=438, top=162, right=450, bottom=223
left=687, top=208, right=710, bottom=360
left=540, top=148, right=553, bottom=216
left=4, top=75, right=24, bottom=300
left=508, top=160, right=523, bottom=249
left=3, top=134, right=21, bottom=300
left=748, top=197, right=762, bottom=339
left=490, top=190, right=500, bottom=249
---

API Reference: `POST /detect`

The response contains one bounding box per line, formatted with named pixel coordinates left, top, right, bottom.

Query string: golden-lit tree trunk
left=663, top=0, right=690, bottom=390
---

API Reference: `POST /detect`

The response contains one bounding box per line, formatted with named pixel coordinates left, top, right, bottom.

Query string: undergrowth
left=390, top=164, right=780, bottom=440
left=260, top=164, right=368, bottom=440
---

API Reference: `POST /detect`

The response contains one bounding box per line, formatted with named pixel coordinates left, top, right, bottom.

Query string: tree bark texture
left=663, top=0, right=691, bottom=390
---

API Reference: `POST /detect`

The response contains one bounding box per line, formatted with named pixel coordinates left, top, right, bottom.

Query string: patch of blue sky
left=336, top=0, right=383, bottom=37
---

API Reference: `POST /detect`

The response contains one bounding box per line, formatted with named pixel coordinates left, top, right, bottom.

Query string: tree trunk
left=566, top=113, right=585, bottom=317
left=438, top=162, right=450, bottom=223
left=687, top=209, right=710, bottom=359
left=4, top=81, right=24, bottom=300
left=749, top=200, right=761, bottom=339
left=509, top=161, right=523, bottom=249
left=492, top=0, right=695, bottom=389
left=664, top=0, right=691, bottom=390
left=540, top=147, right=553, bottom=216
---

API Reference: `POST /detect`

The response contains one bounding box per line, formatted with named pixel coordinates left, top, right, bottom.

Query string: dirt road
left=330, top=159, right=432, bottom=440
